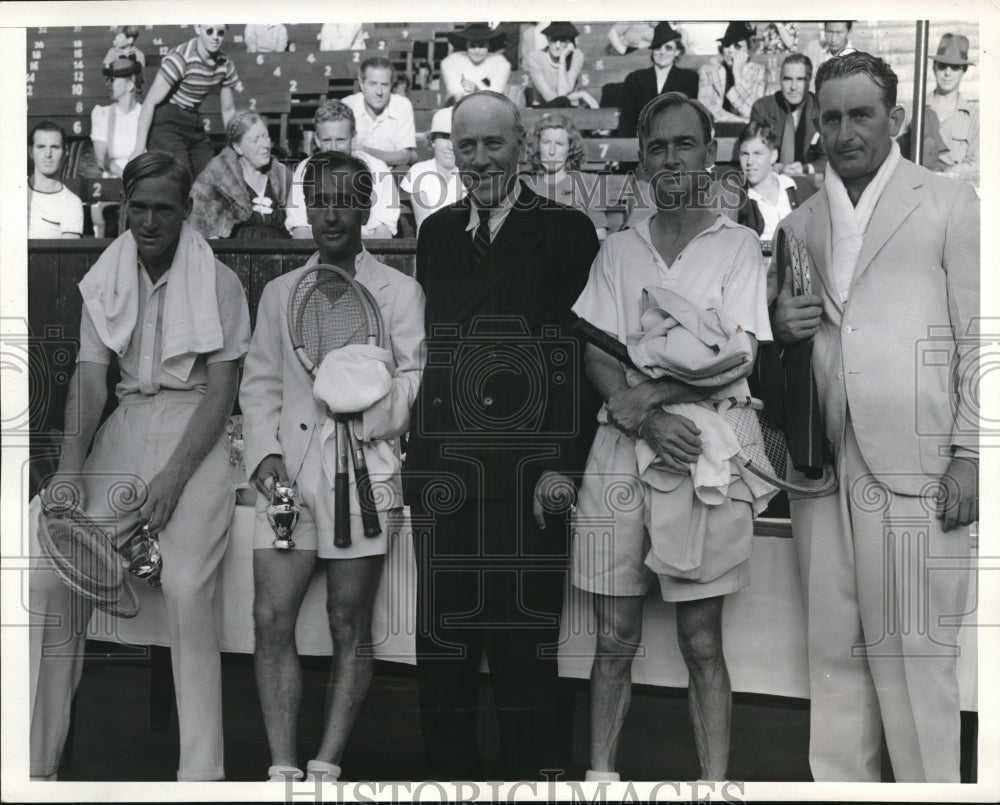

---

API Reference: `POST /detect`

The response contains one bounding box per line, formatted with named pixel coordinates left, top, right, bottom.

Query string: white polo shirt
left=342, top=92, right=417, bottom=152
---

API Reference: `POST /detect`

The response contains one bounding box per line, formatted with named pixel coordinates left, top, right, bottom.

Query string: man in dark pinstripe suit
left=404, top=91, right=600, bottom=780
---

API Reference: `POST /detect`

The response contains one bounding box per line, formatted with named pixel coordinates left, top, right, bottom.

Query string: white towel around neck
left=823, top=140, right=901, bottom=304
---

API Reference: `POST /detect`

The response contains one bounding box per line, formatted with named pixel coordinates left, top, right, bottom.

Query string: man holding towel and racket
left=771, top=53, right=979, bottom=782
left=30, top=152, right=251, bottom=781
left=240, top=151, right=424, bottom=783
left=570, top=93, right=773, bottom=782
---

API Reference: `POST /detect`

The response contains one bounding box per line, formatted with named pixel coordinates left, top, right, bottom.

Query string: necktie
left=779, top=110, right=797, bottom=166
left=471, top=209, right=491, bottom=265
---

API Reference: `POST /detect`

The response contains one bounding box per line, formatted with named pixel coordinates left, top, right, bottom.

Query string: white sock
left=585, top=769, right=620, bottom=781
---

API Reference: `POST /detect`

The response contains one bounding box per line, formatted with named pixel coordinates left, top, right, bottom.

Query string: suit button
left=843, top=325, right=853, bottom=334
left=432, top=397, right=442, bottom=406
left=483, top=396, right=493, bottom=406
left=300, top=423, right=308, bottom=430
left=836, top=371, right=845, bottom=380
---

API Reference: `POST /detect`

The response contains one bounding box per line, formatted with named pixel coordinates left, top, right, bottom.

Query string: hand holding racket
left=287, top=264, right=385, bottom=548
left=772, top=228, right=822, bottom=344
left=573, top=317, right=835, bottom=496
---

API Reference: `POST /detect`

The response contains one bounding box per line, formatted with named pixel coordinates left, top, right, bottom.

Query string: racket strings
left=40, top=512, right=126, bottom=597
left=294, top=276, right=373, bottom=367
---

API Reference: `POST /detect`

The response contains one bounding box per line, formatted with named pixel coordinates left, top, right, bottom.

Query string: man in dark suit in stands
left=750, top=53, right=825, bottom=177
left=405, top=90, right=600, bottom=780
left=617, top=23, right=699, bottom=137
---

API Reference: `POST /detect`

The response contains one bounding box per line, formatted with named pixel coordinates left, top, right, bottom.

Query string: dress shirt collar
left=465, top=178, right=521, bottom=237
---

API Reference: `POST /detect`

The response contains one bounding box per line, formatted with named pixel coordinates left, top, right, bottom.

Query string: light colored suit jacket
left=240, top=251, right=425, bottom=501
left=773, top=158, right=979, bottom=494
left=697, top=59, right=767, bottom=122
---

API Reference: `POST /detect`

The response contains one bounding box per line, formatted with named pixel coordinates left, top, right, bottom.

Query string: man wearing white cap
left=400, top=107, right=466, bottom=232
left=241, top=150, right=424, bottom=783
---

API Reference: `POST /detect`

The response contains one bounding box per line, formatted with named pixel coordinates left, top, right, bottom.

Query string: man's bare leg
left=676, top=595, right=730, bottom=780
left=253, top=548, right=317, bottom=768
left=589, top=593, right=645, bottom=773
left=312, top=554, right=385, bottom=766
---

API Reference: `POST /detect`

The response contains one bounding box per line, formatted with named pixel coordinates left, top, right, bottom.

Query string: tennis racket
left=287, top=264, right=384, bottom=548
left=37, top=502, right=140, bottom=618
left=573, top=317, right=836, bottom=496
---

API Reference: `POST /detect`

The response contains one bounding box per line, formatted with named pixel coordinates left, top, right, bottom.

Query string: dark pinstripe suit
left=405, top=182, right=600, bottom=779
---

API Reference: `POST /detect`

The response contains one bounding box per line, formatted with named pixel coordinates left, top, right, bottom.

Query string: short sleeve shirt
left=158, top=38, right=239, bottom=111
left=342, top=92, right=417, bottom=152
left=573, top=214, right=772, bottom=346
left=90, top=103, right=143, bottom=173
left=28, top=184, right=84, bottom=238
left=78, top=259, right=251, bottom=399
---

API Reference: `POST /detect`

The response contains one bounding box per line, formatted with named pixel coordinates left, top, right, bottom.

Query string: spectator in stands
left=805, top=23, right=857, bottom=91
left=285, top=100, right=399, bottom=239
left=757, top=22, right=800, bottom=55
left=617, top=22, right=698, bottom=137
left=927, top=33, right=979, bottom=184
left=750, top=53, right=825, bottom=177
left=103, top=25, right=145, bottom=68
left=189, top=111, right=293, bottom=240
left=92, top=57, right=144, bottom=178
left=440, top=23, right=511, bottom=102
left=393, top=74, right=411, bottom=97
left=523, top=113, right=608, bottom=239
left=399, top=107, right=465, bottom=233
left=736, top=120, right=816, bottom=243
left=130, top=25, right=239, bottom=179
left=27, top=121, right=83, bottom=239
left=698, top=22, right=767, bottom=123
left=606, top=22, right=655, bottom=56
left=342, top=56, right=417, bottom=167
left=525, top=22, right=599, bottom=109
left=318, top=23, right=368, bottom=51
left=519, top=22, right=550, bottom=67
left=244, top=24, right=288, bottom=54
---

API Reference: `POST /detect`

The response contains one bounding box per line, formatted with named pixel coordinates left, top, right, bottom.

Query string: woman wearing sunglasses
left=130, top=25, right=239, bottom=178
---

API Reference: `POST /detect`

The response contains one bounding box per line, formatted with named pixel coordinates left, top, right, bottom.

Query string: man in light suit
left=750, top=54, right=825, bottom=177
left=241, top=151, right=424, bottom=782
left=772, top=53, right=979, bottom=782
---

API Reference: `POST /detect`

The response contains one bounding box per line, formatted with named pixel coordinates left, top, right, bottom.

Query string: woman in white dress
left=91, top=57, right=144, bottom=178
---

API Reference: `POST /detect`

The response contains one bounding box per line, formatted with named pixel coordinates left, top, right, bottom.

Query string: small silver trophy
left=266, top=480, right=300, bottom=550
left=121, top=524, right=163, bottom=588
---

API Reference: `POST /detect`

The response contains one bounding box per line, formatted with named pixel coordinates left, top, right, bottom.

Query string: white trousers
left=30, top=393, right=234, bottom=781
left=790, top=419, right=972, bottom=782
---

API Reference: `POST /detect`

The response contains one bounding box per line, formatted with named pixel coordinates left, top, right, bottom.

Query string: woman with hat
left=525, top=22, right=599, bottom=109
left=616, top=22, right=698, bottom=137
left=440, top=23, right=512, bottom=102
left=399, top=106, right=466, bottom=232
left=928, top=33, right=979, bottom=184
left=697, top=22, right=766, bottom=123
left=91, top=57, right=144, bottom=178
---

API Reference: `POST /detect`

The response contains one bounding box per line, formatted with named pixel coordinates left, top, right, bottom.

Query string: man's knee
left=326, top=599, right=372, bottom=646
left=677, top=621, right=724, bottom=671
left=253, top=595, right=299, bottom=643
left=594, top=596, right=643, bottom=657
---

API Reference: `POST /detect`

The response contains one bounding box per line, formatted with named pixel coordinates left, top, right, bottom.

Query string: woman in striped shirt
left=130, top=25, right=239, bottom=178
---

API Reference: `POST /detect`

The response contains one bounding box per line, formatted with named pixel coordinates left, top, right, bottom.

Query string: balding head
left=451, top=91, right=526, bottom=208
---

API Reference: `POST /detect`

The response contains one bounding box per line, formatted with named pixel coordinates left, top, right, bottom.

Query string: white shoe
left=267, top=765, right=304, bottom=782
left=585, top=769, right=620, bottom=781
left=305, top=759, right=341, bottom=781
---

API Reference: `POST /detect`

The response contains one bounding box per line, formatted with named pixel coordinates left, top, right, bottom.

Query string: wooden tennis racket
left=287, top=264, right=384, bottom=548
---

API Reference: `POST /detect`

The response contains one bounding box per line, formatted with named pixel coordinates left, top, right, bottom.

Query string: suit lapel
left=851, top=161, right=921, bottom=284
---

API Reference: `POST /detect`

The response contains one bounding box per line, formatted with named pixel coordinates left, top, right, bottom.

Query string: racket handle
left=349, top=429, right=382, bottom=538
left=334, top=473, right=352, bottom=549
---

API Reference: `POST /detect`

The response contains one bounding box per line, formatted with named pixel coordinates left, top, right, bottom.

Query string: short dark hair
left=781, top=52, right=813, bottom=84
left=29, top=120, right=65, bottom=148
left=824, top=21, right=854, bottom=31
left=123, top=151, right=192, bottom=201
left=303, top=150, right=374, bottom=211
left=360, top=55, right=395, bottom=81
left=737, top=120, right=777, bottom=151
left=637, top=92, right=714, bottom=147
left=815, top=51, right=899, bottom=110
